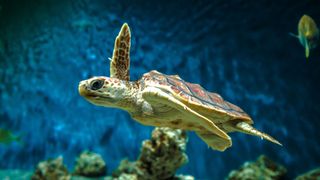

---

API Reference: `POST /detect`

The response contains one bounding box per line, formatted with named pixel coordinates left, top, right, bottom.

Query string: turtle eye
left=90, top=80, right=104, bottom=90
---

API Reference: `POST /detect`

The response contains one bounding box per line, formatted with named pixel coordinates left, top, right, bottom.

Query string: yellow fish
left=290, top=14, right=319, bottom=59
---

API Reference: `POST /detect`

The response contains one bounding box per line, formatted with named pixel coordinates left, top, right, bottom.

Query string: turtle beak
left=78, top=80, right=89, bottom=96
left=79, top=80, right=100, bottom=99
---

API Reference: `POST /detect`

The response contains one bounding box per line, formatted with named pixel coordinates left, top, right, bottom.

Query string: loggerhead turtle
left=78, top=23, right=282, bottom=151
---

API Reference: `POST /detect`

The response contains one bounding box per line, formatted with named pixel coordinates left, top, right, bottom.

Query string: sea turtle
left=78, top=23, right=282, bottom=151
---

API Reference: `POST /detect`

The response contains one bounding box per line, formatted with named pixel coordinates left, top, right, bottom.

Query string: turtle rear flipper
left=234, top=122, right=282, bottom=146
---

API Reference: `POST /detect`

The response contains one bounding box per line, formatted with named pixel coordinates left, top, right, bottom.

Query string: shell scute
left=142, top=70, right=251, bottom=121
left=168, top=77, right=191, bottom=94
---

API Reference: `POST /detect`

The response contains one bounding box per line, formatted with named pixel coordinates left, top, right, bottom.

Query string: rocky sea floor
left=0, top=127, right=319, bottom=180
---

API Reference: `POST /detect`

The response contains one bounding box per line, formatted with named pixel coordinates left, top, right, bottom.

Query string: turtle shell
left=141, top=70, right=253, bottom=124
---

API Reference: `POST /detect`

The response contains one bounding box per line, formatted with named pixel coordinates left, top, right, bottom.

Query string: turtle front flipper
left=142, top=87, right=230, bottom=141
left=195, top=131, right=232, bottom=151
left=110, top=23, right=131, bottom=81
left=234, top=122, right=282, bottom=146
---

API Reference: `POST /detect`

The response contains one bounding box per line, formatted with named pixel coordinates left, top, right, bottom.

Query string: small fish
left=0, top=128, right=21, bottom=144
left=290, top=14, right=319, bottom=59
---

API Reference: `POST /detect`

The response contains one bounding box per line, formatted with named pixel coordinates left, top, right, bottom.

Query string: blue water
left=0, top=0, right=319, bottom=179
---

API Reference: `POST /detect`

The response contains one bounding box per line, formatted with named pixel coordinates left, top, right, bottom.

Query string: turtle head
left=78, top=76, right=132, bottom=108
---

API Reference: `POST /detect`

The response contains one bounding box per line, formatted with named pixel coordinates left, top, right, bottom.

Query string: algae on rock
left=227, top=155, right=287, bottom=180
left=30, top=127, right=193, bottom=180
left=295, top=167, right=320, bottom=180
left=113, top=127, right=191, bottom=180
left=73, top=151, right=107, bottom=177
left=31, top=156, right=70, bottom=180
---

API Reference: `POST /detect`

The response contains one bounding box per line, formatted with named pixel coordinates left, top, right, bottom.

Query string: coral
left=136, top=127, right=188, bottom=179
left=29, top=128, right=192, bottom=180
left=31, top=156, right=70, bottom=180
left=113, top=127, right=191, bottom=180
left=295, top=167, right=320, bottom=180
left=226, top=155, right=287, bottom=180
left=73, top=151, right=107, bottom=177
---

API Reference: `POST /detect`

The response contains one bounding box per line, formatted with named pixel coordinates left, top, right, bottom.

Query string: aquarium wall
left=0, top=0, right=319, bottom=179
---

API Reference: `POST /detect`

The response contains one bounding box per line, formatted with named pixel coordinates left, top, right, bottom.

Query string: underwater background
left=0, top=0, right=320, bottom=179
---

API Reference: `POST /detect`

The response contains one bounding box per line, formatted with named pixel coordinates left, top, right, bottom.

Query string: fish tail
left=305, top=44, right=310, bottom=59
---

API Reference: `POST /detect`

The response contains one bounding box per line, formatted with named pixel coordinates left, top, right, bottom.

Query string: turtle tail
left=235, top=122, right=282, bottom=146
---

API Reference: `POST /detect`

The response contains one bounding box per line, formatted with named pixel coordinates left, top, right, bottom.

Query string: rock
left=295, top=167, right=320, bottom=180
left=112, top=159, right=136, bottom=177
left=73, top=151, right=107, bottom=177
left=136, top=127, right=189, bottom=179
left=31, top=156, right=70, bottom=180
left=226, top=155, right=287, bottom=180
left=112, top=127, right=193, bottom=180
